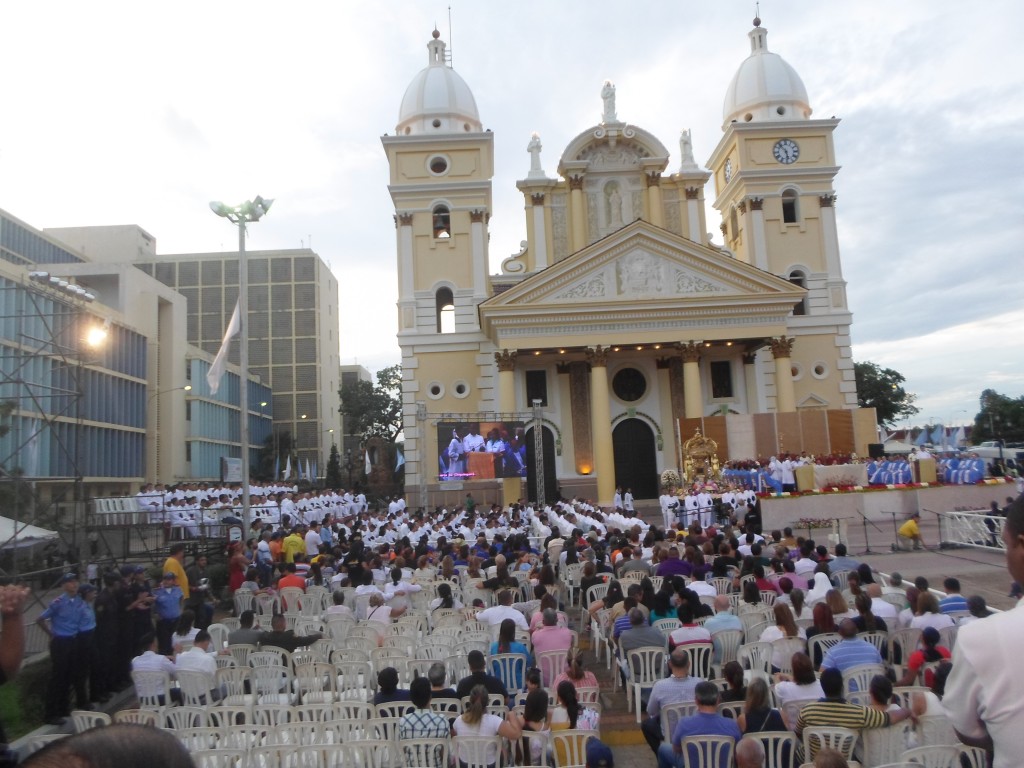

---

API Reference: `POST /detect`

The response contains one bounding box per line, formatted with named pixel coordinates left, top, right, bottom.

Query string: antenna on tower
left=447, top=5, right=453, bottom=66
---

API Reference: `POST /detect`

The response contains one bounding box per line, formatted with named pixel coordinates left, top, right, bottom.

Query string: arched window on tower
left=781, top=189, right=799, bottom=224
left=436, top=287, right=455, bottom=333
left=432, top=205, right=451, bottom=239
left=788, top=269, right=807, bottom=316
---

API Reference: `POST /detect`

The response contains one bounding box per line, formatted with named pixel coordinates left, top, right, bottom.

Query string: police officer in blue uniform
left=36, top=573, right=86, bottom=725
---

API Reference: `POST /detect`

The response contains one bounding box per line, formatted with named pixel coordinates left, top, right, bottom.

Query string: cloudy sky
left=1, top=1, right=1021, bottom=433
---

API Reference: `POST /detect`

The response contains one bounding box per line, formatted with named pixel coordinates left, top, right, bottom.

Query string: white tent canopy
left=0, top=516, right=58, bottom=549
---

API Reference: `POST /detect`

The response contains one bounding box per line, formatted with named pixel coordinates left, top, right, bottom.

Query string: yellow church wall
left=787, top=332, right=848, bottom=410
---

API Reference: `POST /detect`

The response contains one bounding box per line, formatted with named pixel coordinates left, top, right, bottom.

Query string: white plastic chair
left=625, top=645, right=665, bottom=723
left=737, top=641, right=773, bottom=682
left=901, top=745, right=961, bottom=768
left=802, top=725, right=858, bottom=763
left=678, top=734, right=735, bottom=768
left=162, top=705, right=209, bottom=730
left=490, top=652, right=529, bottom=693
left=131, top=669, right=174, bottom=710
left=71, top=709, right=111, bottom=733
left=401, top=736, right=450, bottom=768
left=452, top=735, right=504, bottom=768
left=113, top=708, right=160, bottom=726
left=754, top=731, right=798, bottom=768
left=661, top=700, right=698, bottom=744
left=842, top=662, right=886, bottom=696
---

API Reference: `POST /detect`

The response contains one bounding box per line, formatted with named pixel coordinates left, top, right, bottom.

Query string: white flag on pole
left=364, top=449, right=372, bottom=476
left=207, top=301, right=240, bottom=395
left=283, top=454, right=292, bottom=480
left=395, top=450, right=405, bottom=472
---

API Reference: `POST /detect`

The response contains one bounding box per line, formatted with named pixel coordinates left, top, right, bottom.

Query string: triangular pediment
left=483, top=220, right=802, bottom=312
left=479, top=221, right=805, bottom=349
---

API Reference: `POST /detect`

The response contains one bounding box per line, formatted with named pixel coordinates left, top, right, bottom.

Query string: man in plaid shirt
left=400, top=677, right=451, bottom=768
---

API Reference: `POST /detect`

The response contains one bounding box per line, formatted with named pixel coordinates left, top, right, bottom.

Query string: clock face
left=724, top=158, right=733, bottom=182
left=773, top=139, right=799, bottom=164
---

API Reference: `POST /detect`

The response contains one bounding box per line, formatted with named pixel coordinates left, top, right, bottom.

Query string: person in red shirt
left=897, top=626, right=951, bottom=687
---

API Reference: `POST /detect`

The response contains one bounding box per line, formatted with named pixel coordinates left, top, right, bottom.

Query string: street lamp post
left=210, top=196, right=273, bottom=531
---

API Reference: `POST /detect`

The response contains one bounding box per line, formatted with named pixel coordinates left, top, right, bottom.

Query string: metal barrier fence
left=936, top=509, right=1003, bottom=551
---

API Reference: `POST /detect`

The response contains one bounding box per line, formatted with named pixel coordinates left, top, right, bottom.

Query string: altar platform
left=759, top=481, right=1013, bottom=535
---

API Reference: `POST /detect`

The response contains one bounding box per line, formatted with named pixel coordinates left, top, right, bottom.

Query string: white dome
left=397, top=31, right=482, bottom=136
left=722, top=21, right=812, bottom=129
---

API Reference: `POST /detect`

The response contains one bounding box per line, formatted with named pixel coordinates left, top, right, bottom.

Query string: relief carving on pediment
left=675, top=270, right=726, bottom=294
left=557, top=274, right=608, bottom=299
left=617, top=252, right=664, bottom=297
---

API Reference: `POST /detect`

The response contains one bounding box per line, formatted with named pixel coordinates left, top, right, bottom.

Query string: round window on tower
left=427, top=381, right=445, bottom=400
left=428, top=155, right=450, bottom=176
left=431, top=118, right=442, bottom=129
left=612, top=367, right=647, bottom=402
left=452, top=380, right=470, bottom=399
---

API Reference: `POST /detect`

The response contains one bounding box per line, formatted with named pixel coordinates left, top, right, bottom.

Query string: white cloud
left=0, top=0, right=1021, bottom=426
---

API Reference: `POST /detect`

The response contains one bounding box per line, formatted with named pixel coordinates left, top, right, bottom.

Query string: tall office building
left=2, top=210, right=269, bottom=495
left=49, top=226, right=343, bottom=479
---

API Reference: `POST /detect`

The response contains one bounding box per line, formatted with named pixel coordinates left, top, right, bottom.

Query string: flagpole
left=210, top=197, right=273, bottom=533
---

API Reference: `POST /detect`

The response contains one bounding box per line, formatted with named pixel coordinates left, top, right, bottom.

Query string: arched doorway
left=612, top=418, right=658, bottom=499
left=525, top=426, right=558, bottom=504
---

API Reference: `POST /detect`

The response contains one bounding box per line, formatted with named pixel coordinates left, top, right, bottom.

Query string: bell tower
left=383, top=30, right=494, bottom=339
left=707, top=17, right=857, bottom=410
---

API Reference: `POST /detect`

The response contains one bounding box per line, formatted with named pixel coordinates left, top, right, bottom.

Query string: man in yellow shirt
left=162, top=543, right=190, bottom=600
left=281, top=527, right=306, bottom=564
left=896, top=512, right=925, bottom=551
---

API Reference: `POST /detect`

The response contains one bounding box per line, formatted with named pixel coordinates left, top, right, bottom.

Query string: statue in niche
left=607, top=184, right=623, bottom=228
left=601, top=80, right=617, bottom=123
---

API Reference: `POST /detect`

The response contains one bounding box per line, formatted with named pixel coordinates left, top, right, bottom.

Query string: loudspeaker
left=868, top=443, right=885, bottom=459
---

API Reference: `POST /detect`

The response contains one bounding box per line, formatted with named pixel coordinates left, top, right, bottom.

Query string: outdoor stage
left=759, top=481, right=1013, bottom=537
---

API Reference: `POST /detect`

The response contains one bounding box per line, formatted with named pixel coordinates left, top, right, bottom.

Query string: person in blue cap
left=37, top=573, right=87, bottom=724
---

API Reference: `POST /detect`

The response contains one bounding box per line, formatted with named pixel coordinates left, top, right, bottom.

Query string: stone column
left=684, top=187, right=701, bottom=242
left=531, top=193, right=548, bottom=270
left=645, top=173, right=664, bottom=227
left=745, top=198, right=768, bottom=270
left=679, top=341, right=703, bottom=419
left=568, top=175, right=587, bottom=252
left=495, top=350, right=520, bottom=505
left=743, top=352, right=760, bottom=413
left=586, top=346, right=615, bottom=506
left=769, top=337, right=796, bottom=413
left=396, top=213, right=416, bottom=331
left=470, top=210, right=488, bottom=305
left=819, top=194, right=843, bottom=278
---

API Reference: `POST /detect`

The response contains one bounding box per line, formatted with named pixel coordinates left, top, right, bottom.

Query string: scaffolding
left=0, top=274, right=99, bottom=583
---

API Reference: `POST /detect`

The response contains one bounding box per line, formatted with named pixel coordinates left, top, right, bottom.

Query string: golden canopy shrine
left=384, top=22, right=877, bottom=508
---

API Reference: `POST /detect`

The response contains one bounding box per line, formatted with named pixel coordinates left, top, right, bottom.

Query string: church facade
left=383, top=23, right=873, bottom=508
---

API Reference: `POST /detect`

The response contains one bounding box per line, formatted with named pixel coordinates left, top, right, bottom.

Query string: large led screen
left=437, top=421, right=528, bottom=481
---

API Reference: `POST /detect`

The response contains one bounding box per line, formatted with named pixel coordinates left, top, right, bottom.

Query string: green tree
left=255, top=430, right=294, bottom=481
left=339, top=364, right=403, bottom=444
left=325, top=443, right=343, bottom=488
left=973, top=389, right=1024, bottom=444
left=854, top=361, right=919, bottom=428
